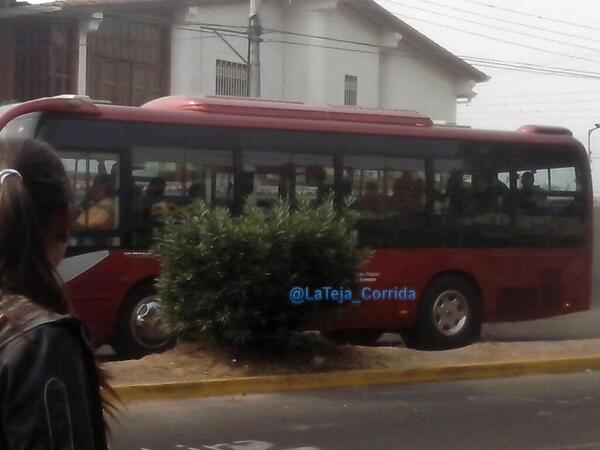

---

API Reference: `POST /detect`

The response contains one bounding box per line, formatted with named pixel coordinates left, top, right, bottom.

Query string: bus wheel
left=409, top=276, right=481, bottom=350
left=321, top=330, right=383, bottom=346
left=112, top=283, right=174, bottom=359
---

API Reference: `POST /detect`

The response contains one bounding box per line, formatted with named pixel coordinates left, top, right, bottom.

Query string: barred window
left=344, top=74, right=358, bottom=106
left=216, top=59, right=248, bottom=97
left=87, top=18, right=168, bottom=106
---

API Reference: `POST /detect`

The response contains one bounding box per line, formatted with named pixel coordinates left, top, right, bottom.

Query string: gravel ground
left=106, top=337, right=600, bottom=386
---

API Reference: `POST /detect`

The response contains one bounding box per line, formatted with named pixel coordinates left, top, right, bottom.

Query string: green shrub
left=154, top=197, right=366, bottom=351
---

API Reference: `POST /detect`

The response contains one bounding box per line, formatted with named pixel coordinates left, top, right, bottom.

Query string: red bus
left=0, top=95, right=592, bottom=356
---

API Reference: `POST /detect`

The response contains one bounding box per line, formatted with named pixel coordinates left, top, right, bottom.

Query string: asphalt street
left=110, top=371, right=600, bottom=450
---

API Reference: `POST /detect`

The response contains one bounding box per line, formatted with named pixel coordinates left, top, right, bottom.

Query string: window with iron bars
left=216, top=59, right=248, bottom=97
left=344, top=75, right=358, bottom=106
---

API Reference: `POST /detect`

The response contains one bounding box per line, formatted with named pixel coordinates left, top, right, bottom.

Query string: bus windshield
left=0, top=110, right=40, bottom=142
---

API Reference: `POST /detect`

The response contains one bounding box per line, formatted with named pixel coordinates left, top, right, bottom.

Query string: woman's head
left=0, top=139, right=71, bottom=313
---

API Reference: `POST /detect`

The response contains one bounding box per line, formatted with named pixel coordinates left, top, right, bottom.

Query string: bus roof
left=0, top=95, right=582, bottom=148
left=142, top=96, right=434, bottom=128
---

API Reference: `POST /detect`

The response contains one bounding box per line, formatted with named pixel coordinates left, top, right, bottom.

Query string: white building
left=171, top=0, right=489, bottom=123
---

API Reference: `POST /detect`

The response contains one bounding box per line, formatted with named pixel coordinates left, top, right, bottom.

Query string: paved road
left=111, top=371, right=600, bottom=450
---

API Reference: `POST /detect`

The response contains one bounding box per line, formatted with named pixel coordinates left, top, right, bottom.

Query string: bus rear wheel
left=112, top=282, right=174, bottom=359
left=321, top=330, right=383, bottom=346
left=404, top=276, right=481, bottom=350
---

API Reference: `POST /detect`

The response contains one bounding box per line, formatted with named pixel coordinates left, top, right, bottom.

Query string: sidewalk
left=107, top=338, right=600, bottom=401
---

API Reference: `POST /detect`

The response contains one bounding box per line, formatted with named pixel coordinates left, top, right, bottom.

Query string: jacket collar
left=0, top=295, right=71, bottom=349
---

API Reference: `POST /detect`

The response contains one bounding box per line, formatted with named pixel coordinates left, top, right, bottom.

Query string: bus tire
left=321, top=330, right=383, bottom=346
left=112, top=282, right=175, bottom=359
left=409, top=276, right=481, bottom=350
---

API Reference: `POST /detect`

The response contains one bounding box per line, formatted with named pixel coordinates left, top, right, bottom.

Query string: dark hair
left=0, top=139, right=119, bottom=423
left=0, top=139, right=71, bottom=313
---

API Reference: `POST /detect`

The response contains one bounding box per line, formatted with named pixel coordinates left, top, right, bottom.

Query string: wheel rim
left=130, top=295, right=171, bottom=349
left=432, top=290, right=469, bottom=336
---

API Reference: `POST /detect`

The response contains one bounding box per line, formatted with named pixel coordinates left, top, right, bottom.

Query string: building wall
left=0, top=25, right=16, bottom=101
left=171, top=0, right=470, bottom=122
left=281, top=2, right=380, bottom=107
left=379, top=45, right=458, bottom=122
left=171, top=0, right=285, bottom=99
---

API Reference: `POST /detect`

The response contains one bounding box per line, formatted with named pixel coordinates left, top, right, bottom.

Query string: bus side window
left=343, top=155, right=386, bottom=217
left=131, top=148, right=185, bottom=247
left=514, top=162, right=585, bottom=247
left=239, top=151, right=335, bottom=211
left=242, top=151, right=290, bottom=209
left=61, top=154, right=119, bottom=230
left=343, top=155, right=426, bottom=248
left=433, top=160, right=471, bottom=217
left=185, top=149, right=234, bottom=208
left=61, top=152, right=120, bottom=247
left=291, top=153, right=335, bottom=206
left=130, top=147, right=235, bottom=247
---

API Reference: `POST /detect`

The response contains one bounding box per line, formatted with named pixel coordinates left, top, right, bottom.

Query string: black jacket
left=0, top=295, right=108, bottom=450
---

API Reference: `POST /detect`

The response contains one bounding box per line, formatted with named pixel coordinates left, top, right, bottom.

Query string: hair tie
left=0, top=169, right=23, bottom=185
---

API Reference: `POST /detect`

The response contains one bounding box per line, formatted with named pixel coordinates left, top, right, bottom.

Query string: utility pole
left=248, top=0, right=262, bottom=97
left=588, top=123, right=600, bottom=165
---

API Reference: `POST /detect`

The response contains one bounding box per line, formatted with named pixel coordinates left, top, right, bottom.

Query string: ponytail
left=0, top=139, right=70, bottom=312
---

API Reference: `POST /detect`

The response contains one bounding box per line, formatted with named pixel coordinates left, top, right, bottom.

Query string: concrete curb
left=113, top=356, right=600, bottom=402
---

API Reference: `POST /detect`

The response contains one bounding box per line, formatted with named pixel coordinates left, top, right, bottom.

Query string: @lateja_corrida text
left=288, top=286, right=417, bottom=305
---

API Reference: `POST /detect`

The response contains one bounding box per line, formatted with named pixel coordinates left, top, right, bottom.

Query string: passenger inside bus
left=518, top=171, right=546, bottom=213
left=444, top=170, right=468, bottom=214
left=388, top=171, right=425, bottom=214
left=472, top=171, right=508, bottom=214
left=357, top=181, right=386, bottom=215
left=304, top=165, right=331, bottom=205
left=75, top=174, right=115, bottom=230
left=188, top=181, right=206, bottom=203
left=144, top=177, right=177, bottom=222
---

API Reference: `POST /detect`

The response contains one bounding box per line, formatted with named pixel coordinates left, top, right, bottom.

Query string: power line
left=460, top=98, right=600, bottom=107
left=464, top=62, right=600, bottom=80
left=460, top=56, right=600, bottom=79
left=459, top=107, right=600, bottom=114
left=379, top=0, right=600, bottom=46
left=262, top=40, right=600, bottom=78
left=262, top=27, right=384, bottom=49
left=394, top=13, right=600, bottom=65
left=263, top=39, right=379, bottom=55
left=477, top=89, right=600, bottom=99
left=380, top=0, right=600, bottom=55
left=464, top=56, right=600, bottom=75
left=458, top=0, right=600, bottom=33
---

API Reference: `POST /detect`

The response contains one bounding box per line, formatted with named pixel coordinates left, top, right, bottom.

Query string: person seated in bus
left=518, top=171, right=546, bottom=213
left=188, top=181, right=206, bottom=204
left=357, top=181, right=386, bottom=216
left=472, top=171, right=507, bottom=214
left=444, top=170, right=468, bottom=215
left=388, top=172, right=425, bottom=214
left=304, top=165, right=331, bottom=206
left=75, top=174, right=115, bottom=230
left=410, top=177, right=426, bottom=212
left=144, top=177, right=177, bottom=223
left=340, top=169, right=354, bottom=199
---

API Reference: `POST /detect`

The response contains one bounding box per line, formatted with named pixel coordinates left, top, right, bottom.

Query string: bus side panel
left=62, top=251, right=161, bottom=346
left=311, top=246, right=591, bottom=332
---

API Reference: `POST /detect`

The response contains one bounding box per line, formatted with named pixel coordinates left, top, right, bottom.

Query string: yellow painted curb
left=113, top=356, right=600, bottom=402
